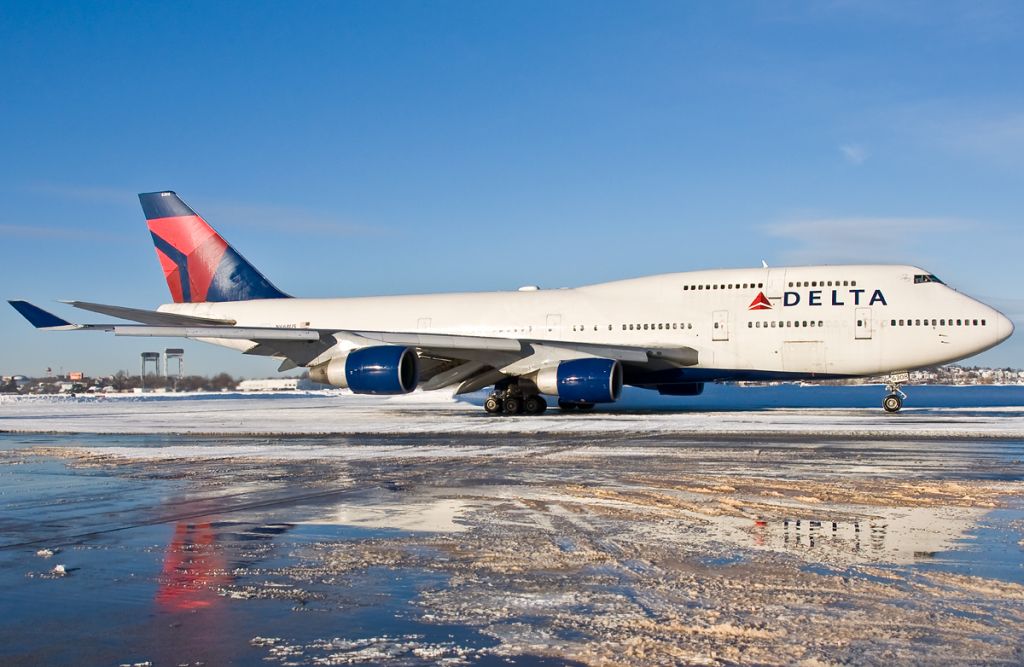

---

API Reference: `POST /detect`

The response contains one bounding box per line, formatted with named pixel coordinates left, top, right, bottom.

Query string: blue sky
left=1, top=1, right=1022, bottom=377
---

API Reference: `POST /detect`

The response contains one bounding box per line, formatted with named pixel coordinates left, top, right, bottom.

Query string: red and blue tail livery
left=139, top=191, right=289, bottom=303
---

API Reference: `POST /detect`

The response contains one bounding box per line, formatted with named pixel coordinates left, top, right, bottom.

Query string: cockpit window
left=914, top=274, right=944, bottom=285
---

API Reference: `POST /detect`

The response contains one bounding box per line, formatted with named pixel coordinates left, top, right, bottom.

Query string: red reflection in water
left=156, top=522, right=232, bottom=612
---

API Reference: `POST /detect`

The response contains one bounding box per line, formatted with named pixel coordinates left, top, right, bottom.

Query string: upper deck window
left=914, top=274, right=945, bottom=285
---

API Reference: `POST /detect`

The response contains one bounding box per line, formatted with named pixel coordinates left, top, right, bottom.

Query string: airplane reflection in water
left=155, top=521, right=294, bottom=612
left=746, top=507, right=986, bottom=565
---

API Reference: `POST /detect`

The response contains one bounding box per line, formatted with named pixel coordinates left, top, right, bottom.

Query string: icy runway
left=1, top=388, right=1023, bottom=666
left=2, top=387, right=1024, bottom=438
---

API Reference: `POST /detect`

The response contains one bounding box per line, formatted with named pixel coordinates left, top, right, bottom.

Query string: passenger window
left=688, top=323, right=692, bottom=329
left=982, top=319, right=987, bottom=326
left=891, top=319, right=896, bottom=326
left=858, top=320, right=863, bottom=327
left=973, top=319, right=979, bottom=326
left=940, top=319, right=945, bottom=326
left=851, top=281, right=857, bottom=286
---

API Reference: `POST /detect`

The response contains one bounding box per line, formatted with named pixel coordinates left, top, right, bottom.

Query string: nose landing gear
left=882, top=372, right=909, bottom=413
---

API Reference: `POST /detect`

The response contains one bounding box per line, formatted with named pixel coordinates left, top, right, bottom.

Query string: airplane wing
left=61, top=300, right=237, bottom=326
left=8, top=301, right=698, bottom=391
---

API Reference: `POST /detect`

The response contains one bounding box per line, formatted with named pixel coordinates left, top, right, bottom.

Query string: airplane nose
left=995, top=310, right=1015, bottom=343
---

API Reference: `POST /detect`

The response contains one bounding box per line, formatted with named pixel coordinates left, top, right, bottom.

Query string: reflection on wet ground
left=0, top=432, right=1022, bottom=665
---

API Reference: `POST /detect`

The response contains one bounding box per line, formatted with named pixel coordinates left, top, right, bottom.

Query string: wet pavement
left=0, top=431, right=1022, bottom=666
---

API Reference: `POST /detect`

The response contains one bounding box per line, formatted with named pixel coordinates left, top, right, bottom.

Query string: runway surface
left=0, top=390, right=1022, bottom=665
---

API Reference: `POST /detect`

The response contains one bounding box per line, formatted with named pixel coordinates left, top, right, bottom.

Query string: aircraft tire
left=503, top=396, right=523, bottom=415
left=523, top=395, right=546, bottom=415
left=484, top=396, right=502, bottom=414
left=576, top=402, right=595, bottom=412
left=883, top=394, right=903, bottom=413
left=557, top=401, right=576, bottom=411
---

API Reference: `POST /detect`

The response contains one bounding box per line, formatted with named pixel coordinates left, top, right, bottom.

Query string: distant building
left=68, top=371, right=84, bottom=381
left=236, top=378, right=318, bottom=392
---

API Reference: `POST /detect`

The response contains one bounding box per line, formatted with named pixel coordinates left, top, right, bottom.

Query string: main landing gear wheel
left=484, top=396, right=502, bottom=414
left=883, top=394, right=903, bottom=413
left=503, top=396, right=523, bottom=414
left=523, top=395, right=547, bottom=415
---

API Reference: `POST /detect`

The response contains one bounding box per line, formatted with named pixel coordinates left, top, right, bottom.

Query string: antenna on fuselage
left=761, top=259, right=769, bottom=268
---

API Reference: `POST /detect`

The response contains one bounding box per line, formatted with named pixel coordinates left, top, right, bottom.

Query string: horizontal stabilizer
left=8, top=301, right=73, bottom=329
left=61, top=300, right=236, bottom=326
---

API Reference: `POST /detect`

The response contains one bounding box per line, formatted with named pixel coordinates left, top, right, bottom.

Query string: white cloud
left=891, top=103, right=1024, bottom=167
left=839, top=143, right=868, bottom=165
left=762, top=216, right=972, bottom=264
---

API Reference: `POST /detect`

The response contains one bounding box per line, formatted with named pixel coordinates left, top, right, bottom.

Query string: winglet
left=8, top=301, right=73, bottom=328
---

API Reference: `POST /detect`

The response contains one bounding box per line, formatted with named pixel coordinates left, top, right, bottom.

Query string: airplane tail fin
left=139, top=191, right=289, bottom=303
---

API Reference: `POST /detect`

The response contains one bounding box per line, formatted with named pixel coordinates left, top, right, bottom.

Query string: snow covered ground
left=1, top=387, right=1023, bottom=438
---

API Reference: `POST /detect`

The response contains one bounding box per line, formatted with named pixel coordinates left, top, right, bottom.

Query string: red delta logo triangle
left=748, top=292, right=772, bottom=310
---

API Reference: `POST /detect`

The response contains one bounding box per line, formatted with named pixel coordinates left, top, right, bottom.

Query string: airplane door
left=712, top=310, right=729, bottom=341
left=417, top=317, right=432, bottom=330
left=855, top=308, right=871, bottom=340
left=765, top=269, right=787, bottom=300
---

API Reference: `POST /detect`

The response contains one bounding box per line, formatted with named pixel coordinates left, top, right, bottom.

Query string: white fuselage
left=161, top=264, right=1013, bottom=381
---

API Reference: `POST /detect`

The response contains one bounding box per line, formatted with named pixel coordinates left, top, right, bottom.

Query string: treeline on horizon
left=1, top=371, right=308, bottom=394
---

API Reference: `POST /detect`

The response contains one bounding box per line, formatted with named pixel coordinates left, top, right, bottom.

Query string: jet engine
left=309, top=345, right=419, bottom=394
left=535, top=358, right=623, bottom=404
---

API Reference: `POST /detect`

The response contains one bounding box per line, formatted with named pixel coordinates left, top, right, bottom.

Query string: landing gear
left=503, top=396, right=522, bottom=414
left=883, top=394, right=903, bottom=413
left=523, top=395, right=547, bottom=415
left=484, top=380, right=547, bottom=416
left=484, top=395, right=502, bottom=414
left=882, top=372, right=909, bottom=413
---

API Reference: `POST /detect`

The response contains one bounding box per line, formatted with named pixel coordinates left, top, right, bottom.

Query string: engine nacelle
left=535, top=358, right=623, bottom=404
left=308, top=345, right=419, bottom=394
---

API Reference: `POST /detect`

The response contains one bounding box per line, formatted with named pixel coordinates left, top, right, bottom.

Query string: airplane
left=8, top=191, right=1014, bottom=415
